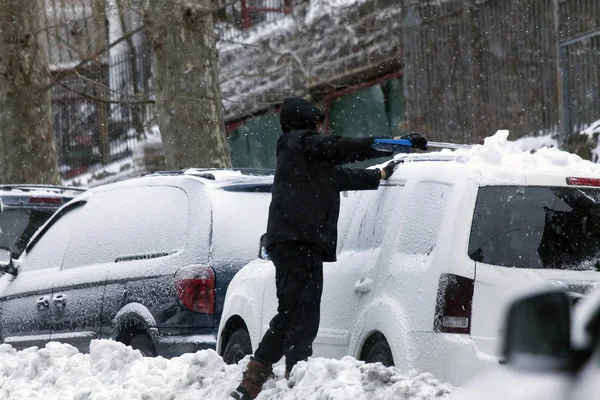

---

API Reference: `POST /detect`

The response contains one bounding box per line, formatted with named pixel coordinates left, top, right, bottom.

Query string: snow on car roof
left=388, top=130, right=600, bottom=183
left=86, top=169, right=274, bottom=195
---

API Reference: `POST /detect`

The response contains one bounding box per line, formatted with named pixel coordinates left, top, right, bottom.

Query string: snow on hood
left=0, top=340, right=454, bottom=399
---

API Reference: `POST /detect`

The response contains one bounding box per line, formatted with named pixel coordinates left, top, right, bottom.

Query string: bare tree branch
left=52, top=75, right=155, bottom=104
left=40, top=25, right=145, bottom=92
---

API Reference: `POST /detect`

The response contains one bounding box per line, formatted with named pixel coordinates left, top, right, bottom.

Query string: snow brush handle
left=372, top=138, right=413, bottom=154
left=374, top=139, right=413, bottom=146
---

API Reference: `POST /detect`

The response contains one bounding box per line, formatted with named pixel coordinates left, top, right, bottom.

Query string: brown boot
left=231, top=359, right=272, bottom=400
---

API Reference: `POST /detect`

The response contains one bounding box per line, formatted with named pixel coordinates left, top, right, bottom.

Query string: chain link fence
left=51, top=47, right=155, bottom=179
left=403, top=0, right=600, bottom=144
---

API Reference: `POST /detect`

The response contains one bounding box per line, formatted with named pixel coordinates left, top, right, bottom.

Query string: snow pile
left=436, top=130, right=600, bottom=177
left=0, top=340, right=454, bottom=400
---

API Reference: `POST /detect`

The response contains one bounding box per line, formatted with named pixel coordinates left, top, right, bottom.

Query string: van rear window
left=468, top=186, right=600, bottom=270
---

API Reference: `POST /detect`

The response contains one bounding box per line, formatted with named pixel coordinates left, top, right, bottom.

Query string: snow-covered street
left=0, top=340, right=454, bottom=400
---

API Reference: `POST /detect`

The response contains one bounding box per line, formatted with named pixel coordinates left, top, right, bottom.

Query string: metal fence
left=558, top=0, right=600, bottom=136
left=215, top=0, right=294, bottom=42
left=402, top=0, right=600, bottom=144
left=51, top=47, right=155, bottom=179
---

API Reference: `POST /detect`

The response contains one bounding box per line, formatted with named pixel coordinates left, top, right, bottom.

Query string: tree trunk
left=0, top=1, right=60, bottom=184
left=144, top=0, right=231, bottom=170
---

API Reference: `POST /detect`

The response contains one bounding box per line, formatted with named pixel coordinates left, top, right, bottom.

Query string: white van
left=217, top=134, right=600, bottom=385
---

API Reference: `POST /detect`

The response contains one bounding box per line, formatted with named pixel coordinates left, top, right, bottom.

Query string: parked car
left=217, top=150, right=600, bottom=385
left=455, top=285, right=600, bottom=400
left=0, top=169, right=273, bottom=357
left=0, top=185, right=86, bottom=258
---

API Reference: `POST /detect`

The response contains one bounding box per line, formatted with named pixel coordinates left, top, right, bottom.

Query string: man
left=232, top=97, right=427, bottom=400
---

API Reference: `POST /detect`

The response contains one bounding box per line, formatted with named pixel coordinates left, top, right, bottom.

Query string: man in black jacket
left=232, top=97, right=427, bottom=400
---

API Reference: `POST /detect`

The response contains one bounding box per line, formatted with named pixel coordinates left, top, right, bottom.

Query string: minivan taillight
left=174, top=265, right=215, bottom=314
left=28, top=197, right=63, bottom=205
left=433, top=273, right=474, bottom=334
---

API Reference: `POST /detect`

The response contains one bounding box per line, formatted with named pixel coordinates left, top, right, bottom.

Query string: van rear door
left=470, top=185, right=600, bottom=357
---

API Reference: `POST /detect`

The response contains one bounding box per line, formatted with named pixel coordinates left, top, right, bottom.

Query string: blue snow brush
left=373, top=138, right=471, bottom=153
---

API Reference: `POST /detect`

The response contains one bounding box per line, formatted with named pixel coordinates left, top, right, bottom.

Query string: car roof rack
left=0, top=184, right=86, bottom=193
left=139, top=168, right=275, bottom=178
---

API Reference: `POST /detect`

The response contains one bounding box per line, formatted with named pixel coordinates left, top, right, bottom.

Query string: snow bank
left=0, top=340, right=454, bottom=400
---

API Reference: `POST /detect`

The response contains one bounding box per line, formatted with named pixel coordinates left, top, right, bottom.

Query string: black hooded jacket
left=265, top=97, right=392, bottom=262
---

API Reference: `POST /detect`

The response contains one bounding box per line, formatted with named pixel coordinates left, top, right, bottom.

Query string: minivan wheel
left=364, top=338, right=394, bottom=367
left=129, top=333, right=157, bottom=357
left=223, top=329, right=252, bottom=365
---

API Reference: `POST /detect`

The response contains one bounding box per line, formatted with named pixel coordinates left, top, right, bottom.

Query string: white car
left=217, top=135, right=600, bottom=386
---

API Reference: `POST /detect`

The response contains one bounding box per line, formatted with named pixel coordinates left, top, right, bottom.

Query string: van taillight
left=433, top=273, right=474, bottom=334
left=28, top=197, right=63, bottom=204
left=174, top=265, right=215, bottom=314
left=566, top=177, right=600, bottom=187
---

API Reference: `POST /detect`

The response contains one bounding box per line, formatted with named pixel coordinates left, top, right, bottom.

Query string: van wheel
left=130, top=333, right=157, bottom=357
left=364, top=337, right=394, bottom=367
left=223, top=329, right=252, bottom=364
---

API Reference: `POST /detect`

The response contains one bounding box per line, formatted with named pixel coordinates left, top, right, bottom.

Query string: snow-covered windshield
left=468, top=186, right=600, bottom=270
left=0, top=209, right=53, bottom=258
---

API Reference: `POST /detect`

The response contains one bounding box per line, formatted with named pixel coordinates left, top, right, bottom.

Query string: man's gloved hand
left=381, top=159, right=403, bottom=180
left=402, top=132, right=428, bottom=151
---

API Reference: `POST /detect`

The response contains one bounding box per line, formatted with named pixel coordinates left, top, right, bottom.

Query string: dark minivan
left=0, top=170, right=272, bottom=356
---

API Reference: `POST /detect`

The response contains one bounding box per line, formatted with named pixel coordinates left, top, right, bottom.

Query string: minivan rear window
left=468, top=186, right=600, bottom=270
left=0, top=209, right=53, bottom=257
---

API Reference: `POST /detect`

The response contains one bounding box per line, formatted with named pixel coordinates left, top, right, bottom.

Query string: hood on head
left=279, top=97, right=325, bottom=133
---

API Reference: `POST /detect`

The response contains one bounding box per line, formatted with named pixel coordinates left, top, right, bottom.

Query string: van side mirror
left=0, top=248, right=16, bottom=275
left=502, top=289, right=574, bottom=371
left=258, top=234, right=270, bottom=260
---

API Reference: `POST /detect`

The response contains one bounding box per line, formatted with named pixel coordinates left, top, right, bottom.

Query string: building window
left=325, top=73, right=405, bottom=138
left=226, top=72, right=405, bottom=169
left=325, top=72, right=405, bottom=167
left=227, top=111, right=280, bottom=169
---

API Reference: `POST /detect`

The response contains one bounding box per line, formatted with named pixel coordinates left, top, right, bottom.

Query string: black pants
left=253, top=241, right=324, bottom=372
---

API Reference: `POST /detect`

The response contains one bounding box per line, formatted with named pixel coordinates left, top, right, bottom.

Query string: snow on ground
left=451, top=365, right=569, bottom=400
left=0, top=340, right=454, bottom=400
left=580, top=119, right=600, bottom=162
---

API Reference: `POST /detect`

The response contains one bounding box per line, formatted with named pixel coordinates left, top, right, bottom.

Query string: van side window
left=397, top=182, right=451, bottom=254
left=343, top=185, right=404, bottom=251
left=21, top=205, right=85, bottom=272
left=62, top=186, right=189, bottom=269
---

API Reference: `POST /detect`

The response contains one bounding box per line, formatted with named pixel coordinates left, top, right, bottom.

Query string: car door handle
left=36, top=295, right=50, bottom=310
left=52, top=293, right=67, bottom=310
left=354, top=277, right=373, bottom=293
